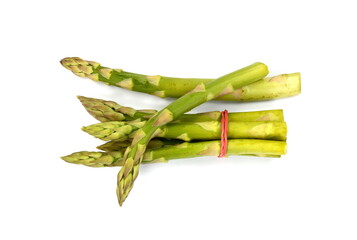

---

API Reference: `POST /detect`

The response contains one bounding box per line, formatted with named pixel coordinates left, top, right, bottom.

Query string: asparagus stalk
left=217, top=73, right=300, bottom=101
left=116, top=62, right=269, bottom=205
left=61, top=57, right=300, bottom=101
left=83, top=121, right=287, bottom=142
left=61, top=139, right=287, bottom=167
left=78, top=96, right=284, bottom=122
left=97, top=138, right=184, bottom=151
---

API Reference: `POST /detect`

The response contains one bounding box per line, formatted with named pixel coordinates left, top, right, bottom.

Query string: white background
left=1, top=0, right=356, bottom=239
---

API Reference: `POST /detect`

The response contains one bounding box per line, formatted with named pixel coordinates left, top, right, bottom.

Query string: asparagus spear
left=61, top=57, right=300, bottom=101
left=117, top=62, right=269, bottom=205
left=78, top=96, right=285, bottom=122
left=82, top=121, right=143, bottom=141
left=83, top=121, right=287, bottom=141
left=61, top=139, right=287, bottom=167
left=77, top=96, right=155, bottom=122
left=97, top=138, right=184, bottom=151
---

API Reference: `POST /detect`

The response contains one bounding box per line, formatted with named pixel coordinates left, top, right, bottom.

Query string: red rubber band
left=218, top=110, right=229, bottom=158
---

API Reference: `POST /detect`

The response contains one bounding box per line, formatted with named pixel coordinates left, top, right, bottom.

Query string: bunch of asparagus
left=60, top=57, right=300, bottom=206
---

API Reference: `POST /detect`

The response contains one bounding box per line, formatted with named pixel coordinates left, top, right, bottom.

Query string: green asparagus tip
left=77, top=95, right=85, bottom=100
